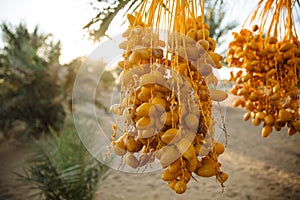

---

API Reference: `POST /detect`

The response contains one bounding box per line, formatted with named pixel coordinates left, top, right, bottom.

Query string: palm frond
left=17, top=123, right=109, bottom=200
left=83, top=0, right=141, bottom=41
left=0, top=22, right=65, bottom=137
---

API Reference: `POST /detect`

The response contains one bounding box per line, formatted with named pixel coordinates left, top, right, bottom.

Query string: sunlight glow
left=1, top=0, right=297, bottom=66
left=0, top=0, right=99, bottom=64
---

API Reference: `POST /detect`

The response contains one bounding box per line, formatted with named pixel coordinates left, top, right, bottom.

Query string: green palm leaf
left=17, top=122, right=109, bottom=200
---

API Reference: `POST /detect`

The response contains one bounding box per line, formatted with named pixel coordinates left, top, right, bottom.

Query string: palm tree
left=0, top=22, right=65, bottom=138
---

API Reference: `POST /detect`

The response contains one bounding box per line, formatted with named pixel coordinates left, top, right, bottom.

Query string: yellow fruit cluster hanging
left=226, top=0, right=300, bottom=137
left=109, top=0, right=228, bottom=194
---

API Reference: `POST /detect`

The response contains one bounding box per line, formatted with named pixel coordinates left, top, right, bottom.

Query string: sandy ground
left=0, top=141, right=29, bottom=200
left=95, top=105, right=300, bottom=200
left=1, top=95, right=300, bottom=200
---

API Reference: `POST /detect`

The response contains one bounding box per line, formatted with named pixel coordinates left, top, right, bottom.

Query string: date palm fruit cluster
left=226, top=0, right=300, bottom=137
left=109, top=0, right=228, bottom=194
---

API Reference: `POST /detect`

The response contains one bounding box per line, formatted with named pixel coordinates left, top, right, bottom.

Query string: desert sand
left=95, top=105, right=300, bottom=200
left=1, top=95, right=300, bottom=200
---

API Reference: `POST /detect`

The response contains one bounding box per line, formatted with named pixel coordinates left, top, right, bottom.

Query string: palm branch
left=17, top=124, right=109, bottom=200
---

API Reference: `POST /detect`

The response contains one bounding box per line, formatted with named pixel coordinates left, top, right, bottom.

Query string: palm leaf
left=83, top=0, right=141, bottom=41
left=17, top=122, right=109, bottom=200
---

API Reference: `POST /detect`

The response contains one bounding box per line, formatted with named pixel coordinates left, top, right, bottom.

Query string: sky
left=0, top=0, right=258, bottom=65
left=0, top=0, right=100, bottom=64
left=0, top=0, right=298, bottom=67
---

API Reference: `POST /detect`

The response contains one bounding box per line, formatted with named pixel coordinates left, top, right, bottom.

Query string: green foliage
left=0, top=22, right=65, bottom=137
left=18, top=122, right=109, bottom=200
